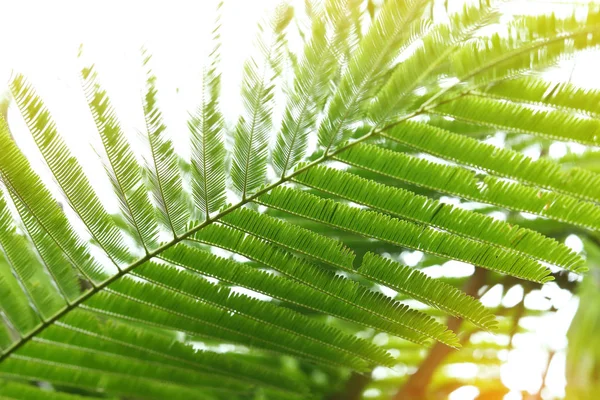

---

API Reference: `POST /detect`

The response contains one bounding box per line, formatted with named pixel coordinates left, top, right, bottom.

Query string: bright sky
left=0, top=1, right=597, bottom=399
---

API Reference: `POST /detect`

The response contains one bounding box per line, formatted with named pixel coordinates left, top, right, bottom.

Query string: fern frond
left=359, top=253, right=496, bottom=330
left=88, top=275, right=380, bottom=370
left=131, top=261, right=392, bottom=368
left=51, top=308, right=309, bottom=395
left=189, top=4, right=227, bottom=219
left=272, top=1, right=350, bottom=177
left=293, top=164, right=584, bottom=271
left=0, top=195, right=70, bottom=320
left=9, top=75, right=130, bottom=264
left=159, top=245, right=432, bottom=346
left=231, top=5, right=293, bottom=199
left=2, top=2, right=598, bottom=398
left=0, top=380, right=93, bottom=400
left=221, top=207, right=356, bottom=270
left=347, top=0, right=364, bottom=41
left=190, top=224, right=458, bottom=347
left=258, top=186, right=553, bottom=283
left=141, top=52, right=189, bottom=237
left=220, top=208, right=470, bottom=339
left=446, top=10, right=600, bottom=91
left=81, top=64, right=159, bottom=251
left=382, top=120, right=600, bottom=204
left=369, top=3, right=496, bottom=125
left=0, top=258, right=40, bottom=337
left=15, top=340, right=253, bottom=396
left=6, top=191, right=83, bottom=303
left=433, top=94, right=600, bottom=145
left=337, top=142, right=600, bottom=231
left=0, top=356, right=232, bottom=400
left=483, top=76, right=600, bottom=118
left=317, top=0, right=430, bottom=152
left=0, top=117, right=105, bottom=283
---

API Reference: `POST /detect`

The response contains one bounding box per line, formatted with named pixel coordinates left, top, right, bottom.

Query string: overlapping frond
left=317, top=0, right=431, bottom=152
left=272, top=0, right=350, bottom=177
left=337, top=142, right=600, bottom=231
left=159, top=245, right=430, bottom=345
left=189, top=3, right=227, bottom=219
left=258, top=186, right=553, bottom=283
left=86, top=271, right=387, bottom=371
left=9, top=75, right=130, bottom=264
left=381, top=120, right=600, bottom=203
left=0, top=356, right=239, bottom=400
left=190, top=223, right=458, bottom=347
left=0, top=117, right=106, bottom=284
left=231, top=5, right=293, bottom=198
left=51, top=308, right=308, bottom=395
left=81, top=64, right=159, bottom=251
left=14, top=340, right=253, bottom=396
left=220, top=207, right=356, bottom=270
left=433, top=94, right=600, bottom=145
left=130, top=262, right=391, bottom=368
left=6, top=190, right=83, bottom=303
left=293, top=164, right=584, bottom=272
left=0, top=237, right=43, bottom=337
left=141, top=52, right=189, bottom=236
left=483, top=75, right=600, bottom=118
left=0, top=195, right=66, bottom=320
left=445, top=9, right=600, bottom=91
left=369, top=3, right=496, bottom=125
left=359, top=252, right=496, bottom=330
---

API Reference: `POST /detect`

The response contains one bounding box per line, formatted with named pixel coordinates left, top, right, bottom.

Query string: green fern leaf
left=293, top=164, right=584, bottom=272
left=272, top=1, right=349, bottom=177
left=231, top=6, right=293, bottom=199
left=0, top=117, right=106, bottom=283
left=2, top=2, right=599, bottom=398
left=9, top=75, right=130, bottom=265
left=318, top=0, right=430, bottom=152
left=0, top=259, right=39, bottom=338
left=159, top=244, right=432, bottom=346
left=50, top=308, right=309, bottom=395
left=359, top=252, right=496, bottom=330
left=381, top=120, right=600, bottom=204
left=87, top=274, right=380, bottom=370
left=220, top=207, right=356, bottom=270
left=190, top=224, right=458, bottom=347
left=258, top=186, right=553, bottom=283
left=189, top=4, right=227, bottom=219
left=434, top=94, right=600, bottom=146
left=80, top=64, right=159, bottom=252
left=446, top=10, right=600, bottom=92
left=484, top=75, right=600, bottom=118
left=337, top=142, right=600, bottom=231
left=132, top=261, right=392, bottom=368
left=141, top=52, right=189, bottom=237
left=0, top=355, right=236, bottom=400
left=369, top=3, right=496, bottom=125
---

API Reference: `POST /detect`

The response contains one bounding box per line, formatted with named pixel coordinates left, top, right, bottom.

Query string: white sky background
left=0, top=1, right=598, bottom=399
left=0, top=0, right=296, bottom=215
